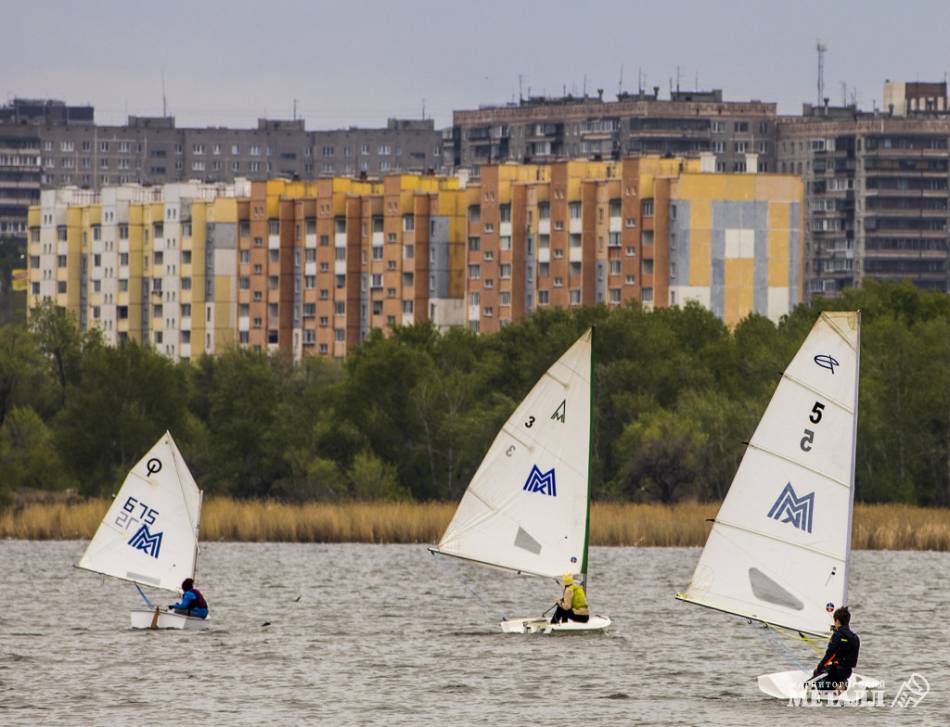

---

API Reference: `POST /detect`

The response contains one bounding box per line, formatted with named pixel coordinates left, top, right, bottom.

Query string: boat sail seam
left=780, top=372, right=854, bottom=414
left=744, top=442, right=851, bottom=489
left=712, top=517, right=847, bottom=562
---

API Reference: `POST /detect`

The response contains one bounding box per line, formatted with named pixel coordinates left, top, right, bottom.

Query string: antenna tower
left=817, top=40, right=828, bottom=106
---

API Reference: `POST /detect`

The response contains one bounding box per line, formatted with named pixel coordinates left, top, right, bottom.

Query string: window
left=500, top=263, right=511, bottom=279
left=468, top=264, right=480, bottom=279
left=569, top=201, right=581, bottom=219
left=642, top=259, right=653, bottom=274
left=403, top=215, right=414, bottom=231
left=642, top=287, right=653, bottom=303
left=642, top=200, right=654, bottom=217
left=468, top=236, right=480, bottom=251
left=538, top=290, right=549, bottom=305
left=569, top=290, right=581, bottom=305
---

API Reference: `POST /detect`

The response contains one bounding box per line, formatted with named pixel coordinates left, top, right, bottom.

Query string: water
left=1, top=542, right=946, bottom=726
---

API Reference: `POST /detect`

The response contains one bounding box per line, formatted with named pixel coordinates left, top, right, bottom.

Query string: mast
left=581, top=326, right=595, bottom=589
left=842, top=311, right=861, bottom=603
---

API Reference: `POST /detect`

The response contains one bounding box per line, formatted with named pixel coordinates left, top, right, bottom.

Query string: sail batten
left=436, top=329, right=593, bottom=580
left=780, top=373, right=854, bottom=414
left=712, top=518, right=848, bottom=562
left=744, top=442, right=851, bottom=489
left=680, top=312, right=860, bottom=637
left=78, top=431, right=202, bottom=594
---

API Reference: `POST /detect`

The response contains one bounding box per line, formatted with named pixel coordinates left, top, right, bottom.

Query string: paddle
left=149, top=606, right=160, bottom=630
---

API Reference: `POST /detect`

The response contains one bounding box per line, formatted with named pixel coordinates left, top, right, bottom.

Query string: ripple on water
left=1, top=542, right=948, bottom=726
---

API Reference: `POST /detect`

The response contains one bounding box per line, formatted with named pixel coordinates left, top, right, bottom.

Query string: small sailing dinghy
left=430, top=328, right=610, bottom=634
left=77, top=431, right=208, bottom=630
left=676, top=311, right=878, bottom=700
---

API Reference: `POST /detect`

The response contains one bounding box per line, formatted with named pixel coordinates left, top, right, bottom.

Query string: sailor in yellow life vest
left=551, top=572, right=590, bottom=624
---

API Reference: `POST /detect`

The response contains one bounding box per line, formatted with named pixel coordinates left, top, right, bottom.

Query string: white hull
left=757, top=669, right=881, bottom=702
left=499, top=614, right=610, bottom=634
left=130, top=608, right=210, bottom=630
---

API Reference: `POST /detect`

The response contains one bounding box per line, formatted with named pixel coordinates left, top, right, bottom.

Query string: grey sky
left=4, top=0, right=950, bottom=129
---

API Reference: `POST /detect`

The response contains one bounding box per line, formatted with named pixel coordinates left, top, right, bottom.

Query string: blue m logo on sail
left=128, top=523, right=163, bottom=558
left=767, top=482, right=814, bottom=533
left=523, top=465, right=557, bottom=497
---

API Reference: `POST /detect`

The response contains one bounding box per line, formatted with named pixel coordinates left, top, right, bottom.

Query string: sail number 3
left=115, top=496, right=159, bottom=530
left=800, top=401, right=825, bottom=451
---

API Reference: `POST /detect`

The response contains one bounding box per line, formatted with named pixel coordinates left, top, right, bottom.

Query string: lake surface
left=1, top=542, right=946, bottom=726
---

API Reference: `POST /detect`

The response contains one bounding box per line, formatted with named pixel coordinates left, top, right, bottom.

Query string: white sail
left=434, top=329, right=593, bottom=579
left=678, top=311, right=860, bottom=636
left=78, top=431, right=203, bottom=593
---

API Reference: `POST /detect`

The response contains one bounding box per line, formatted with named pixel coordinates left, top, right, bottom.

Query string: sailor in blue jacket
left=813, top=606, right=859, bottom=692
left=168, top=578, right=209, bottom=619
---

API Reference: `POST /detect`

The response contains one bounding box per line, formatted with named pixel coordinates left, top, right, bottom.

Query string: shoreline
left=1, top=499, right=949, bottom=550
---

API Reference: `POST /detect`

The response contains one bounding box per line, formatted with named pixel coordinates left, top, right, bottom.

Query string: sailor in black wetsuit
left=812, top=606, right=859, bottom=692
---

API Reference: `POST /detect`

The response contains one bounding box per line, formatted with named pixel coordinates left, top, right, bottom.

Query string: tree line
left=2, top=280, right=949, bottom=508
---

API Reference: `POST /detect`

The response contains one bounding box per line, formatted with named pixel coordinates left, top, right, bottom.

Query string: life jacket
left=567, top=583, right=588, bottom=611
left=188, top=588, right=208, bottom=612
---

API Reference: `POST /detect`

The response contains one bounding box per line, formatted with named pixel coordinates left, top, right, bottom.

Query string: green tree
left=613, top=408, right=707, bottom=503
left=0, top=406, right=74, bottom=493
left=348, top=450, right=408, bottom=500
left=0, top=323, right=52, bottom=426
left=54, top=340, right=190, bottom=495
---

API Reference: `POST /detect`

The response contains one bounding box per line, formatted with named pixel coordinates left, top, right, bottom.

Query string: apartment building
left=464, top=156, right=803, bottom=332
left=5, top=98, right=443, bottom=252
left=0, top=126, right=43, bottom=244
left=236, top=175, right=465, bottom=359
left=447, top=89, right=777, bottom=174
left=777, top=92, right=950, bottom=296
left=28, top=180, right=246, bottom=357
left=29, top=173, right=466, bottom=361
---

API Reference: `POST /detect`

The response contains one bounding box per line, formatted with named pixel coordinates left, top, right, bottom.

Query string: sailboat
left=78, top=431, right=208, bottom=630
left=676, top=311, right=878, bottom=699
left=430, top=328, right=610, bottom=634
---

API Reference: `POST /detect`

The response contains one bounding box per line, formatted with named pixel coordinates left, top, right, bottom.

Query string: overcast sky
left=5, top=0, right=950, bottom=129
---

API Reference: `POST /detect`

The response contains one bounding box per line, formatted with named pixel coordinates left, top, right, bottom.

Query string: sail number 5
left=800, top=402, right=825, bottom=451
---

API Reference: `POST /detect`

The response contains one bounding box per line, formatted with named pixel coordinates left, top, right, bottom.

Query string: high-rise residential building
left=0, top=126, right=43, bottom=244
left=29, top=174, right=466, bottom=361
left=776, top=82, right=950, bottom=296
left=234, top=175, right=464, bottom=359
left=5, top=97, right=443, bottom=253
left=29, top=180, right=247, bottom=357
left=464, top=156, right=803, bottom=332
left=446, top=89, right=777, bottom=175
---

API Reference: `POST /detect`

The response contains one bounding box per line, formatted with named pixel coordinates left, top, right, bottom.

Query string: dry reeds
left=2, top=499, right=950, bottom=550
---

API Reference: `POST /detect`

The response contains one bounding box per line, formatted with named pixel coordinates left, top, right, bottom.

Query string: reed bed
left=2, top=499, right=950, bottom=550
